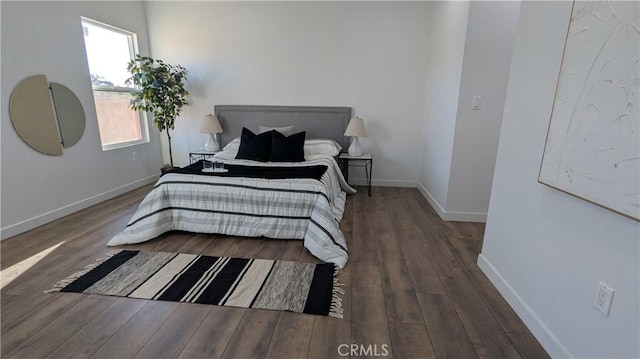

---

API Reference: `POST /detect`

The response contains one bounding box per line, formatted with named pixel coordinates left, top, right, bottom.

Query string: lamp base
left=204, top=134, right=219, bottom=152
left=348, top=137, right=363, bottom=157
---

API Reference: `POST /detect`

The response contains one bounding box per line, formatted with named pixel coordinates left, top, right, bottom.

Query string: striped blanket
left=107, top=155, right=355, bottom=268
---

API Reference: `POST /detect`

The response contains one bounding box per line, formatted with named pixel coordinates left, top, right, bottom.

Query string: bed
left=107, top=105, right=356, bottom=268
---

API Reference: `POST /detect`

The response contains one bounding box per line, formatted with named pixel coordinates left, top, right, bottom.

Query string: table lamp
left=200, top=114, right=223, bottom=151
left=344, top=116, right=367, bottom=156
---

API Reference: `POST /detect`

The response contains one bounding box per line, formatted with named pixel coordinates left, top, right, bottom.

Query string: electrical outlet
left=594, top=281, right=614, bottom=316
left=133, top=151, right=138, bottom=161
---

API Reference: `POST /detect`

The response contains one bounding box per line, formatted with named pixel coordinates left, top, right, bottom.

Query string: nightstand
left=338, top=153, right=372, bottom=196
left=189, top=149, right=220, bottom=164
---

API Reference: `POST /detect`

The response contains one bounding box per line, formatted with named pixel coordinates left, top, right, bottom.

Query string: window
left=81, top=18, right=149, bottom=150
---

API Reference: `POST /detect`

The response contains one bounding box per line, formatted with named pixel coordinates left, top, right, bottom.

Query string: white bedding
left=107, top=154, right=355, bottom=268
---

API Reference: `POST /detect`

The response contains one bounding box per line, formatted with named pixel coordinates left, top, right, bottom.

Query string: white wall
left=479, top=1, right=640, bottom=357
left=144, top=1, right=430, bottom=187
left=1, top=1, right=163, bottom=239
left=418, top=0, right=469, bottom=210
left=418, top=1, right=519, bottom=222
left=447, top=0, right=520, bottom=217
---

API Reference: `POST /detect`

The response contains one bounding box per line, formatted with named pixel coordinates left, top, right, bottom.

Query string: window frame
left=81, top=17, right=150, bottom=151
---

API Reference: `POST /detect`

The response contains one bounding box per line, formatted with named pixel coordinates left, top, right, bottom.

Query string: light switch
left=472, top=96, right=482, bottom=110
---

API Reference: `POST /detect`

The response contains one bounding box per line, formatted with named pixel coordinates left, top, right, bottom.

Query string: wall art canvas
left=539, top=0, right=640, bottom=221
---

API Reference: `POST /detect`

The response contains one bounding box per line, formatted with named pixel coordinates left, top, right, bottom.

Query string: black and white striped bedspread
left=107, top=155, right=355, bottom=268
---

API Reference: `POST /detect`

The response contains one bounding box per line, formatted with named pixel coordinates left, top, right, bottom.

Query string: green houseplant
left=126, top=55, right=189, bottom=167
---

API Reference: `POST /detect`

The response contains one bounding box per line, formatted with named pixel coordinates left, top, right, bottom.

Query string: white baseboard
left=416, top=180, right=448, bottom=217
left=442, top=210, right=486, bottom=222
left=0, top=174, right=160, bottom=240
left=477, top=254, right=572, bottom=358
left=416, top=181, right=487, bottom=222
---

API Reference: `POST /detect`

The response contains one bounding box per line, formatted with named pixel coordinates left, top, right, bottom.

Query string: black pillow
left=235, top=127, right=273, bottom=162
left=270, top=131, right=306, bottom=162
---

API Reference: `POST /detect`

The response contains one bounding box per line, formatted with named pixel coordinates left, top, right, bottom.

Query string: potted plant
left=126, top=55, right=189, bottom=168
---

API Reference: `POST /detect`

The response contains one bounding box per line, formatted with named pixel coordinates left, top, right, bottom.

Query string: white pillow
left=222, top=137, right=241, bottom=152
left=258, top=125, right=295, bottom=136
left=304, top=139, right=342, bottom=158
left=213, top=150, right=237, bottom=160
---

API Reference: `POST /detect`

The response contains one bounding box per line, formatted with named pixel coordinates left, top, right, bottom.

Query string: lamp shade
left=344, top=116, right=367, bottom=137
left=200, top=114, right=223, bottom=134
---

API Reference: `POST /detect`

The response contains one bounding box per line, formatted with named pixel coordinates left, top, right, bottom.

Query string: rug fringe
left=44, top=250, right=121, bottom=294
left=329, top=266, right=345, bottom=319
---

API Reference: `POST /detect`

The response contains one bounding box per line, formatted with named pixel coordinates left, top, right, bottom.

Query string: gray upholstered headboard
left=214, top=105, right=352, bottom=149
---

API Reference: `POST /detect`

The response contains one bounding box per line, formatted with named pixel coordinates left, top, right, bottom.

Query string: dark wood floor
left=1, top=186, right=549, bottom=358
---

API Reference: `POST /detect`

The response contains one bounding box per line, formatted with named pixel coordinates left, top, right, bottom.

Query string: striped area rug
left=47, top=250, right=344, bottom=318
